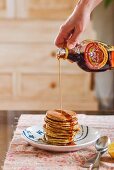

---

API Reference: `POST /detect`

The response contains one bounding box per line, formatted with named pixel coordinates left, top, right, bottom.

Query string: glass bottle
left=57, top=40, right=114, bottom=72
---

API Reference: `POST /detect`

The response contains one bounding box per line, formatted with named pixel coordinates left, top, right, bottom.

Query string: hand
left=55, top=3, right=91, bottom=49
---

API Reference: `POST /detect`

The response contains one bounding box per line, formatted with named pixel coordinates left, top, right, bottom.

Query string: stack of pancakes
left=43, top=110, right=80, bottom=145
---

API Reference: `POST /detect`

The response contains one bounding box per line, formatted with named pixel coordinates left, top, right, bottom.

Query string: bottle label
left=85, top=42, right=108, bottom=69
left=111, top=51, right=114, bottom=68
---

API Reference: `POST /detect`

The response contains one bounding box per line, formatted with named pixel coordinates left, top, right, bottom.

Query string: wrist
left=77, top=0, right=103, bottom=13
left=73, top=0, right=93, bottom=17
left=79, top=0, right=95, bottom=12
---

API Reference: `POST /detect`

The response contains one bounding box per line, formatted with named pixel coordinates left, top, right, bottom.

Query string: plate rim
left=21, top=125, right=100, bottom=150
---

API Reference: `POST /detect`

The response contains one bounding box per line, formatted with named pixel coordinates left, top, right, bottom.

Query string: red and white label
left=84, top=42, right=108, bottom=69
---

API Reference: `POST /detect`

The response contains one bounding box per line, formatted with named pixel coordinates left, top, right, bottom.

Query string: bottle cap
left=57, top=48, right=68, bottom=60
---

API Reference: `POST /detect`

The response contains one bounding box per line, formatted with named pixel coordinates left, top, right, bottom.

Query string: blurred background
left=0, top=0, right=114, bottom=168
left=0, top=0, right=113, bottom=111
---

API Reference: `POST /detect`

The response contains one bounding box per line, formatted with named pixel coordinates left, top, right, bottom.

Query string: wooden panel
left=0, top=0, right=6, bottom=18
left=0, top=20, right=96, bottom=43
left=0, top=43, right=90, bottom=75
left=0, top=73, right=12, bottom=96
left=0, top=0, right=5, bottom=9
left=28, top=9, right=72, bottom=20
left=0, top=0, right=75, bottom=19
left=15, top=0, right=28, bottom=18
left=28, top=0, right=73, bottom=9
left=0, top=20, right=61, bottom=43
left=0, top=19, right=97, bottom=110
left=26, top=0, right=75, bottom=19
left=0, top=43, right=56, bottom=70
left=0, top=98, right=98, bottom=110
left=20, top=73, right=92, bottom=99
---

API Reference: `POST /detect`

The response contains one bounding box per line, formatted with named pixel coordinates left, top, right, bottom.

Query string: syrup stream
left=58, top=59, right=62, bottom=112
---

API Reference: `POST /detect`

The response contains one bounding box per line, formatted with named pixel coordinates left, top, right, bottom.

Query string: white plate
left=22, top=125, right=100, bottom=152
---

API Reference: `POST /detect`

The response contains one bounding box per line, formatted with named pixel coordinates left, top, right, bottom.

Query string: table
left=3, top=112, right=114, bottom=170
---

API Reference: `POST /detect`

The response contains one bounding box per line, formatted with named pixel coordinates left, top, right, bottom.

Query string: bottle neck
left=57, top=48, right=81, bottom=62
left=67, top=51, right=83, bottom=62
left=57, top=48, right=68, bottom=60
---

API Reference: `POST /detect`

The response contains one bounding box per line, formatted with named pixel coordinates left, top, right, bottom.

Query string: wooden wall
left=0, top=1, right=98, bottom=110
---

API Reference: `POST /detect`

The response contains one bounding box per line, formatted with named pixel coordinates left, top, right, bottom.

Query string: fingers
left=55, top=25, right=83, bottom=49
left=54, top=25, right=70, bottom=48
left=67, top=27, right=83, bottom=49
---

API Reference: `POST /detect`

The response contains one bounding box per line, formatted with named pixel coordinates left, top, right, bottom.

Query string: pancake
left=43, top=124, right=78, bottom=138
left=46, top=110, right=77, bottom=122
left=44, top=124, right=80, bottom=134
left=45, top=115, right=77, bottom=125
left=44, top=117, right=79, bottom=130
left=43, top=110, right=80, bottom=145
left=44, top=134, right=73, bottom=145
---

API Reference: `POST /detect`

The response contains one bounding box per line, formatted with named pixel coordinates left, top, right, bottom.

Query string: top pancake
left=46, top=110, right=77, bottom=122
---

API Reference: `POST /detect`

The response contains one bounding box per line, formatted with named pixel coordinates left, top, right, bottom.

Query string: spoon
left=83, top=136, right=111, bottom=169
left=92, top=136, right=111, bottom=169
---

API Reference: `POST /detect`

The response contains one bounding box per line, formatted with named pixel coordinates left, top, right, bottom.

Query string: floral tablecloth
left=3, top=114, right=114, bottom=170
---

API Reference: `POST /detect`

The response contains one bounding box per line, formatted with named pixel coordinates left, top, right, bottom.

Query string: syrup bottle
left=57, top=40, right=114, bottom=72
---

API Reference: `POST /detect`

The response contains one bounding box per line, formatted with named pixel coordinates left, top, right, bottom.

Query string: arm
left=55, top=0, right=103, bottom=49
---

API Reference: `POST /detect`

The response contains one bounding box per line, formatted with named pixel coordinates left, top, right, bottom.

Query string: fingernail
left=67, top=43, right=76, bottom=49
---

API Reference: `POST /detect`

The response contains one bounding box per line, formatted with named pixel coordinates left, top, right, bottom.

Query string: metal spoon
left=92, top=136, right=111, bottom=169
left=83, top=136, right=111, bottom=169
